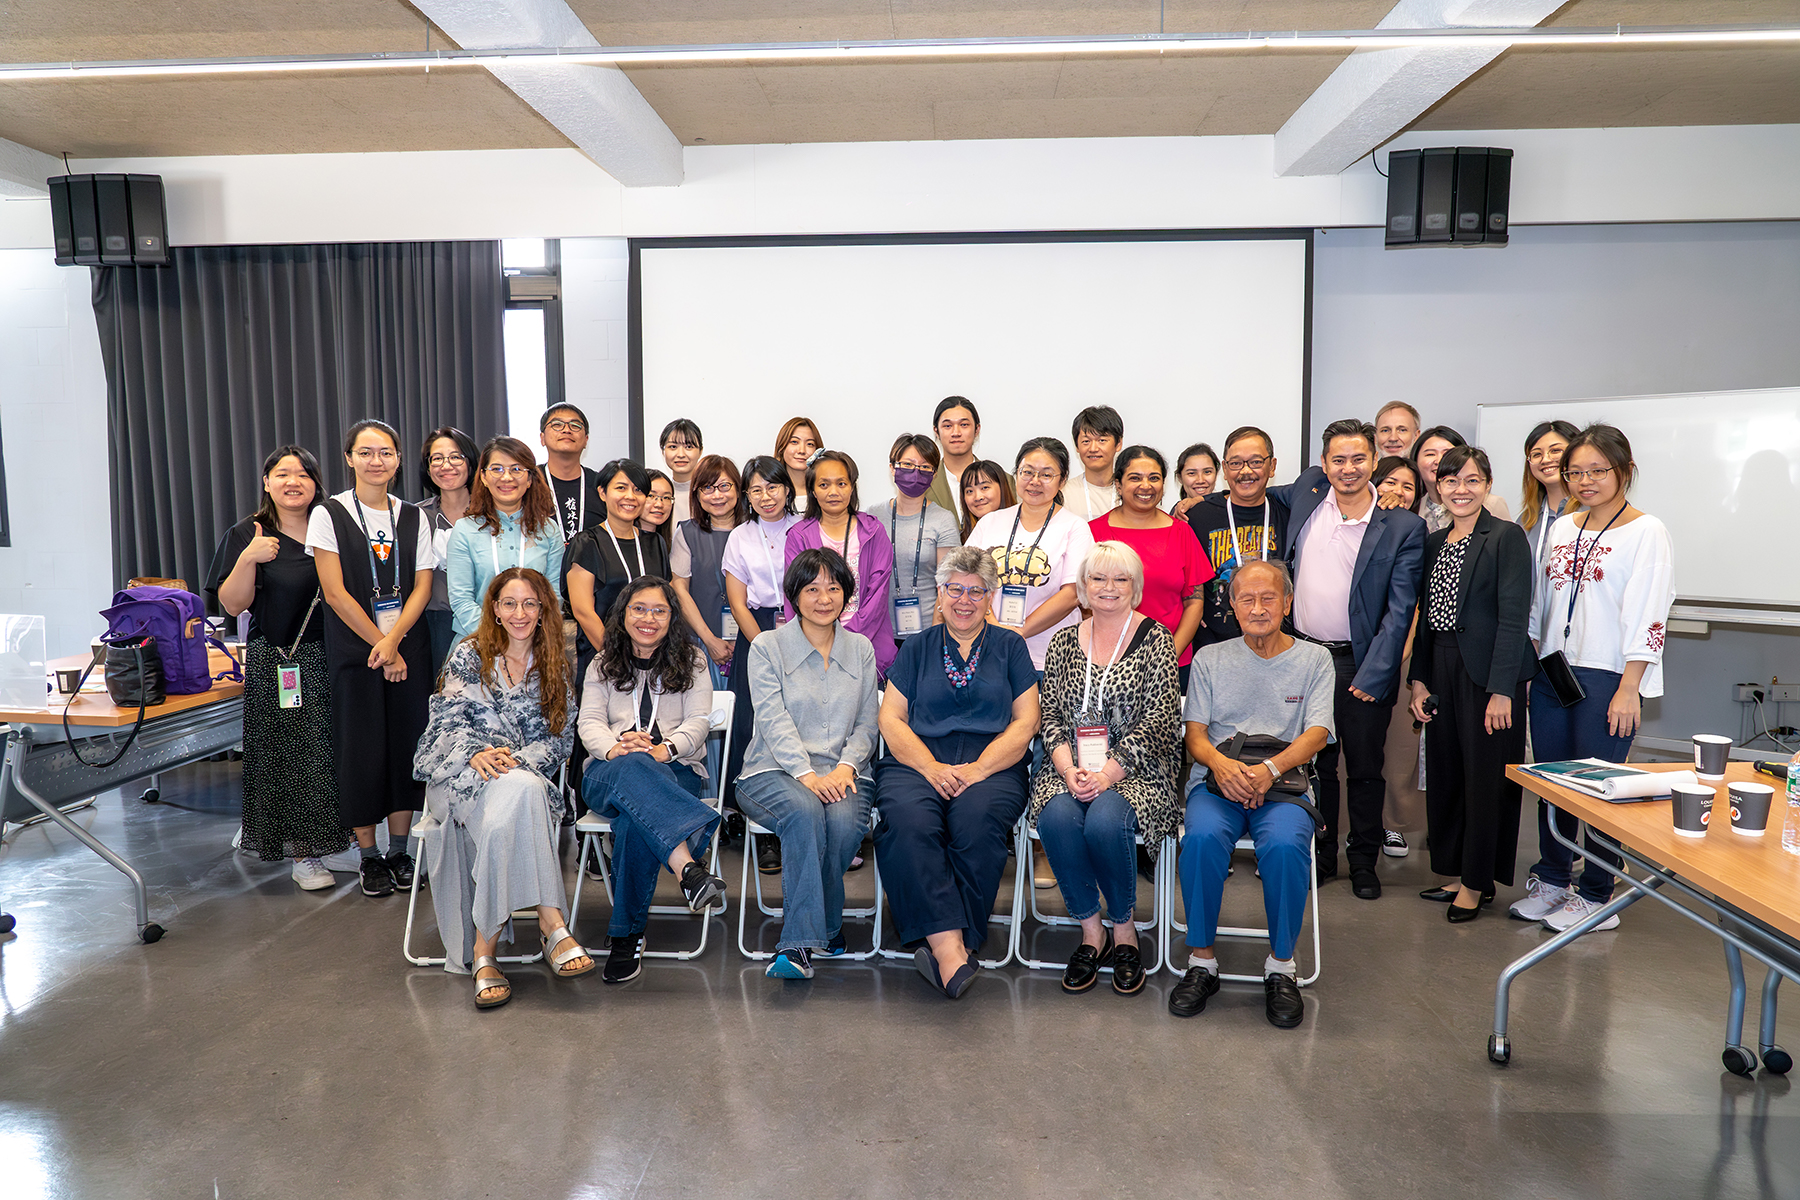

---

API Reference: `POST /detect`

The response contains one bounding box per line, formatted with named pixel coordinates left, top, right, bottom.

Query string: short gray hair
left=1229, top=558, right=1293, bottom=600
left=1074, top=541, right=1145, bottom=609
left=936, top=545, right=999, bottom=591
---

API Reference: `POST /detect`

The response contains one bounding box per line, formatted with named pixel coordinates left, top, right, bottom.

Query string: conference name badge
left=719, top=606, right=739, bottom=642
left=894, top=596, right=922, bottom=635
left=1075, top=725, right=1110, bottom=773
left=373, top=595, right=402, bottom=636
left=999, top=584, right=1028, bottom=627
left=276, top=663, right=303, bottom=709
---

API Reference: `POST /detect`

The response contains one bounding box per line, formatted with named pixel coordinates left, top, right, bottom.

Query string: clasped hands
left=1210, top=756, right=1278, bottom=809
left=922, top=760, right=988, bottom=800
left=607, top=730, right=670, bottom=763
left=470, top=745, right=517, bottom=780
left=799, top=763, right=859, bottom=804
left=367, top=633, right=406, bottom=682
left=1060, top=760, right=1119, bottom=802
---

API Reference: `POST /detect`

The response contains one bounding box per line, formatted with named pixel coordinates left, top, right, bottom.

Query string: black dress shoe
left=1264, top=972, right=1304, bottom=1028
left=1447, top=901, right=1481, bottom=923
left=1420, top=886, right=1496, bottom=905
left=1167, top=966, right=1221, bottom=1018
left=1350, top=867, right=1382, bottom=900
left=1110, top=944, right=1146, bottom=995
left=756, top=836, right=783, bottom=875
left=1061, top=930, right=1114, bottom=994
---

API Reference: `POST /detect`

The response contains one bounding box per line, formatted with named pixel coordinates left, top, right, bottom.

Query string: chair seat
left=573, top=810, right=611, bottom=835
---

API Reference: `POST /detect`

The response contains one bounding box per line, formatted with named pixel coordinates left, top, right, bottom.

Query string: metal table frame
left=1490, top=802, right=1800, bottom=1075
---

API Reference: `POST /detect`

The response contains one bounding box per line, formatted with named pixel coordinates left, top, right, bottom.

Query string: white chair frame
left=871, top=811, right=1028, bottom=970
left=566, top=692, right=735, bottom=961
left=403, top=807, right=545, bottom=968
left=1010, top=822, right=1168, bottom=975
left=1161, top=828, right=1322, bottom=987
left=736, top=805, right=883, bottom=962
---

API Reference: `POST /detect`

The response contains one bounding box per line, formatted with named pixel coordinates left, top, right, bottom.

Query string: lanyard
left=1226, top=497, right=1271, bottom=569
left=888, top=501, right=927, bottom=590
left=1082, top=477, right=1111, bottom=516
left=544, top=465, right=583, bottom=538
left=490, top=516, right=529, bottom=576
left=603, top=523, right=643, bottom=583
left=1535, top=498, right=1566, bottom=563
left=281, top=592, right=321, bottom=661
left=757, top=517, right=786, bottom=600
left=351, top=495, right=400, bottom=598
left=1002, top=502, right=1059, bottom=584
left=1562, top=504, right=1625, bottom=639
left=1080, top=615, right=1135, bottom=717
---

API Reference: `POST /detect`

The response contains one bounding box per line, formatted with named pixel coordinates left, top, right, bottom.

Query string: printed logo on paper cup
left=1700, top=809, right=1711, bottom=826
left=1731, top=805, right=1742, bottom=822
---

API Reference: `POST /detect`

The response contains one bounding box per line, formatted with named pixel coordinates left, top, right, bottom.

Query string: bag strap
left=62, top=643, right=150, bottom=769
left=206, top=634, right=243, bottom=683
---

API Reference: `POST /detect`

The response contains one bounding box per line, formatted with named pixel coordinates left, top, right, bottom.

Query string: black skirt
left=240, top=637, right=350, bottom=860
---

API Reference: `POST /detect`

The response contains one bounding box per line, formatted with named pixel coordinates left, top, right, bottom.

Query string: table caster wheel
left=1487, top=1034, right=1511, bottom=1065
left=1761, top=1046, right=1793, bottom=1075
left=0, top=913, right=16, bottom=934
left=140, top=923, right=165, bottom=944
left=1722, top=1046, right=1758, bottom=1076
left=141, top=788, right=160, bottom=803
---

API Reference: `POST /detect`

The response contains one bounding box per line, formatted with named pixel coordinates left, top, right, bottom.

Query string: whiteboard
left=636, top=236, right=1308, bottom=509
left=1477, top=388, right=1800, bottom=608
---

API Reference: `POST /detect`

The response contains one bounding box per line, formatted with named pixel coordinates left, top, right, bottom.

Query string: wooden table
left=1492, top=761, right=1800, bottom=1074
left=0, top=650, right=245, bottom=942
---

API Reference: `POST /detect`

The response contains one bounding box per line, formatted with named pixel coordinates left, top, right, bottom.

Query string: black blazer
left=1407, top=508, right=1537, bottom=698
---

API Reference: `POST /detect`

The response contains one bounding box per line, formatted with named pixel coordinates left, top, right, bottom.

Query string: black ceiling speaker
left=1385, top=147, right=1512, bottom=249
left=48, top=172, right=170, bottom=267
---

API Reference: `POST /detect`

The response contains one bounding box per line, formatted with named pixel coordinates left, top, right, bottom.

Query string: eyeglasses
left=699, top=481, right=736, bottom=495
left=1224, top=457, right=1269, bottom=472
left=747, top=485, right=785, bottom=499
left=893, top=461, right=934, bottom=473
left=1016, top=468, right=1060, bottom=484
left=545, top=418, right=586, bottom=434
left=627, top=604, right=671, bottom=620
left=941, top=583, right=991, bottom=600
left=1527, top=449, right=1565, bottom=464
left=495, top=598, right=541, bottom=614
left=352, top=448, right=396, bottom=462
left=485, top=465, right=531, bottom=480
left=1564, top=466, right=1615, bottom=483
left=428, top=453, right=466, bottom=467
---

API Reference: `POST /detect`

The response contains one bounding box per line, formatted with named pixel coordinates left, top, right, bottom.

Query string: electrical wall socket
left=1736, top=684, right=1800, bottom=703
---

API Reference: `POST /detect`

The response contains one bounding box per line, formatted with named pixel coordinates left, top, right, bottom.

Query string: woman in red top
left=1088, top=445, right=1213, bottom=690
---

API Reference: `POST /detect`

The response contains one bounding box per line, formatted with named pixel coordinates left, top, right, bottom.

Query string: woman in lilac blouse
left=784, top=450, right=897, bottom=677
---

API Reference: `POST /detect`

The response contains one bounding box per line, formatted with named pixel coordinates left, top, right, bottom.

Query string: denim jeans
left=581, top=752, right=717, bottom=938
left=1527, top=665, right=1633, bottom=904
left=735, top=769, right=872, bottom=951
left=1178, top=784, right=1313, bottom=961
left=1036, top=789, right=1139, bottom=923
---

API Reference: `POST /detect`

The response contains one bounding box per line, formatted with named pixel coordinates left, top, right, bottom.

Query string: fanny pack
left=1214, top=732, right=1324, bottom=829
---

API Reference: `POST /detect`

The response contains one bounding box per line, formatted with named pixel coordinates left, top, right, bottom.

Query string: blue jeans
left=1528, top=665, right=1633, bottom=904
left=1178, top=784, right=1313, bottom=961
left=735, top=770, right=872, bottom=951
left=1036, top=789, right=1139, bottom=923
left=581, top=753, right=717, bottom=938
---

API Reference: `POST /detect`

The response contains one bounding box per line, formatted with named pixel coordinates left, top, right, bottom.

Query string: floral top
left=412, top=640, right=575, bottom=820
left=1028, top=619, right=1181, bottom=862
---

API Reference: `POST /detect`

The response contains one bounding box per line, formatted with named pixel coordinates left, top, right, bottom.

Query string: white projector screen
left=635, top=234, right=1309, bottom=510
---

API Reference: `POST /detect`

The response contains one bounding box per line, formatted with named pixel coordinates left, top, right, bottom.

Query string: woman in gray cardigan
left=736, top=547, right=881, bottom=980
left=578, top=576, right=729, bottom=984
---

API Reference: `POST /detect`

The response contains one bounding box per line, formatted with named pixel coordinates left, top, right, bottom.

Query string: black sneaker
left=359, top=855, right=396, bottom=897
left=679, top=861, right=726, bottom=912
left=384, top=850, right=416, bottom=891
left=756, top=836, right=783, bottom=876
left=818, top=930, right=848, bottom=957
left=1264, top=971, right=1304, bottom=1028
left=603, top=932, right=643, bottom=984
left=1168, top=965, right=1221, bottom=1017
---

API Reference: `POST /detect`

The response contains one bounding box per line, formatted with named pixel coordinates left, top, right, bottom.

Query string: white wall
left=0, top=251, right=112, bottom=660
left=559, top=237, right=631, bottom=468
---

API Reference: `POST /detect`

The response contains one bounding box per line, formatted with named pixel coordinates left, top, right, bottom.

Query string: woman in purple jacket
left=784, top=450, right=897, bottom=677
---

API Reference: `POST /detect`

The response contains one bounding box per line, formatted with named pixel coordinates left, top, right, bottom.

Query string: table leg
left=1759, top=968, right=1792, bottom=1075
left=1489, top=884, right=1652, bottom=1065
left=1722, top=940, right=1758, bottom=1075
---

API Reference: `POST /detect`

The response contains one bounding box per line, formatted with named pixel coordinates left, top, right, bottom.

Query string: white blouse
left=1528, top=512, right=1676, bottom=697
left=720, top=514, right=800, bottom=610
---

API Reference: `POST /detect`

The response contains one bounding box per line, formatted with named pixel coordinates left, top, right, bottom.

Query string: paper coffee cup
left=1728, top=781, right=1775, bottom=837
left=1669, top=783, right=1715, bottom=838
left=1693, top=734, right=1732, bottom=781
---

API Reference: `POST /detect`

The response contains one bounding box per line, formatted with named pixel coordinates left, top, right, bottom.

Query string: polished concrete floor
left=1, top=760, right=1796, bottom=1200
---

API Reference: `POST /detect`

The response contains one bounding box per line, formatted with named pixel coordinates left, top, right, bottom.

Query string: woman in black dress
left=207, top=444, right=348, bottom=892
left=563, top=459, right=672, bottom=689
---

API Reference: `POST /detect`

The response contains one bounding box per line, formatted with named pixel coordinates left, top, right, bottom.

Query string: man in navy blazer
left=1270, top=419, right=1425, bottom=898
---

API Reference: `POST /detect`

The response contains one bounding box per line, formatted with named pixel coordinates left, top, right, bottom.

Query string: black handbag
left=1215, top=732, right=1325, bottom=829
left=61, top=635, right=161, bottom=769
left=1536, top=649, right=1586, bottom=708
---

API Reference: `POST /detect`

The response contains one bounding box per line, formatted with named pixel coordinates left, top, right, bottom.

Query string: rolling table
left=0, top=651, right=244, bottom=943
left=1492, top=761, right=1800, bottom=1075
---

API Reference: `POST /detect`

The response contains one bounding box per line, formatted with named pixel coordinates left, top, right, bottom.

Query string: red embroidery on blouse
left=1646, top=622, right=1666, bottom=652
left=1546, top=539, right=1615, bottom=592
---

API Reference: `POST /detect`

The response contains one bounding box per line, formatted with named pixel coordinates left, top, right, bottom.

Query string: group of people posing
left=205, top=395, right=1676, bottom=1026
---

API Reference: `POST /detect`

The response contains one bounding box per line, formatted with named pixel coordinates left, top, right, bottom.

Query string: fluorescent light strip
left=0, top=26, right=1796, bottom=80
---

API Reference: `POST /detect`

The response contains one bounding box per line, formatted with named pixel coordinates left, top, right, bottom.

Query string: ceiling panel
left=1547, top=1, right=1800, bottom=26
left=1414, top=47, right=1800, bottom=130
left=0, top=0, right=448, bottom=61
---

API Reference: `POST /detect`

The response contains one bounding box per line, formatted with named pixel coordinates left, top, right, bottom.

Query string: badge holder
left=894, top=596, right=922, bottom=636
left=1074, top=725, right=1110, bottom=773
left=719, top=605, right=739, bottom=642
left=999, top=584, right=1028, bottom=626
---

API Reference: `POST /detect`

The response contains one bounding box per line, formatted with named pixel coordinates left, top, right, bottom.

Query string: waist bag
left=1214, top=732, right=1325, bottom=829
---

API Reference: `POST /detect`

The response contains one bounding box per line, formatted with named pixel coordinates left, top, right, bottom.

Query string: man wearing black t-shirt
left=1187, top=425, right=1289, bottom=651
left=539, top=403, right=605, bottom=544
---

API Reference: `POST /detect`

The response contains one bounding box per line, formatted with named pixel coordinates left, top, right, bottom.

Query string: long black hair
left=251, top=444, right=326, bottom=532
left=595, top=577, right=703, bottom=695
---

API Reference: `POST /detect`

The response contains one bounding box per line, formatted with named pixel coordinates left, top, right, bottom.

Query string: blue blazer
left=1270, top=467, right=1425, bottom=703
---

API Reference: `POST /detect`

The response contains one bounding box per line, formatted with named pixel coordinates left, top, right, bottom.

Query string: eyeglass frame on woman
left=1563, top=466, right=1615, bottom=483
left=485, top=464, right=533, bottom=479
left=627, top=603, right=672, bottom=619
left=428, top=452, right=467, bottom=467
left=495, top=597, right=542, bottom=614
left=940, top=583, right=991, bottom=600
left=352, top=448, right=397, bottom=462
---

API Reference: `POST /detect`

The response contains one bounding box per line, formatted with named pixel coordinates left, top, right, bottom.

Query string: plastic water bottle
left=1784, top=763, right=1800, bottom=855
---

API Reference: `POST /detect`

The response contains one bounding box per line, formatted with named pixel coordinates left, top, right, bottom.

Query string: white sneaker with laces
left=1508, top=876, right=1572, bottom=922
left=1382, top=829, right=1409, bottom=858
left=319, top=848, right=362, bottom=873
left=292, top=857, right=336, bottom=891
left=1542, top=894, right=1620, bottom=934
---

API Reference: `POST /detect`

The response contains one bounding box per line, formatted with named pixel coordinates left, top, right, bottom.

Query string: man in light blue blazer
left=1270, top=419, right=1425, bottom=898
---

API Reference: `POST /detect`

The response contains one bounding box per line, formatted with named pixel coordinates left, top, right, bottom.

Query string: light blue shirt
left=446, top=511, right=565, bottom=636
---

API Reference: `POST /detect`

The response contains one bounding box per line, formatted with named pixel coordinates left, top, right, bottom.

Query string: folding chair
left=566, top=692, right=734, bottom=961
left=402, top=808, right=545, bottom=968
left=1161, top=828, right=1321, bottom=987
left=1010, top=822, right=1167, bottom=975
left=736, top=805, right=883, bottom=962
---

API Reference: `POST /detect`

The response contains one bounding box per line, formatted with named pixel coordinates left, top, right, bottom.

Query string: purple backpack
left=100, top=585, right=241, bottom=696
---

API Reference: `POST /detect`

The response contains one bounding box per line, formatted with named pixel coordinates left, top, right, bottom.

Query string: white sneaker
left=231, top=826, right=256, bottom=856
left=1382, top=829, right=1409, bottom=858
left=1508, top=876, right=1572, bottom=922
left=1542, top=894, right=1620, bottom=934
left=292, top=858, right=336, bottom=891
left=319, top=848, right=362, bottom=873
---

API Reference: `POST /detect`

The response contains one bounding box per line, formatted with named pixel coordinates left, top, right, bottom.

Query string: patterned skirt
left=240, top=637, right=350, bottom=861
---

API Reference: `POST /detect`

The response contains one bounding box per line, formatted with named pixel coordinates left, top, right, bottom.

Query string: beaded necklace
left=942, top=627, right=987, bottom=689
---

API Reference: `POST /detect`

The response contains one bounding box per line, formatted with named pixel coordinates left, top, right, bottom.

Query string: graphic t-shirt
left=545, top=466, right=603, bottom=543
left=966, top=504, right=1096, bottom=670
left=1186, top=492, right=1290, bottom=650
left=304, top=491, right=436, bottom=575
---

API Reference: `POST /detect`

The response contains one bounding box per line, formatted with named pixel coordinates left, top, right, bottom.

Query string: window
left=501, top=239, right=564, bottom=441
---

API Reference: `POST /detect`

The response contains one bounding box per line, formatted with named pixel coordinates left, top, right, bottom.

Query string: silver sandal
left=472, top=955, right=511, bottom=1009
left=540, top=924, right=596, bottom=978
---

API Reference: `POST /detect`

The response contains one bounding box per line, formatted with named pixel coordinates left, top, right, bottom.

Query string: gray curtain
left=90, top=241, right=507, bottom=592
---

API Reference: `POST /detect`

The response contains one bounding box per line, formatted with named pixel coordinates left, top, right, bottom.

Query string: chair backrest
left=704, top=691, right=735, bottom=803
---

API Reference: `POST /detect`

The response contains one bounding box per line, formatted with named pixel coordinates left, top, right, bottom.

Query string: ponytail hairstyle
left=803, top=449, right=861, bottom=521
left=1013, top=436, right=1071, bottom=506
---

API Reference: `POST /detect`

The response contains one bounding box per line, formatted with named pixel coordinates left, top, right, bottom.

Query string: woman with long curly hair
left=445, top=435, right=564, bottom=637
left=413, top=567, right=588, bottom=1009
left=577, top=576, right=729, bottom=984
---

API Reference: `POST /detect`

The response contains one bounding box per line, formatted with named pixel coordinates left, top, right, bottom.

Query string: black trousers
left=723, top=605, right=781, bottom=809
left=1314, top=645, right=1395, bottom=871
left=1423, top=635, right=1526, bottom=892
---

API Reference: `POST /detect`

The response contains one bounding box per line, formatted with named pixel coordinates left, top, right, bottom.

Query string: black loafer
left=1264, top=972, right=1304, bottom=1028
left=1350, top=867, right=1382, bottom=900
left=943, top=959, right=980, bottom=999
left=1420, top=886, right=1496, bottom=905
left=1061, top=931, right=1114, bottom=994
left=1168, top=965, right=1221, bottom=1018
left=1447, top=901, right=1481, bottom=923
left=1110, top=944, right=1146, bottom=995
